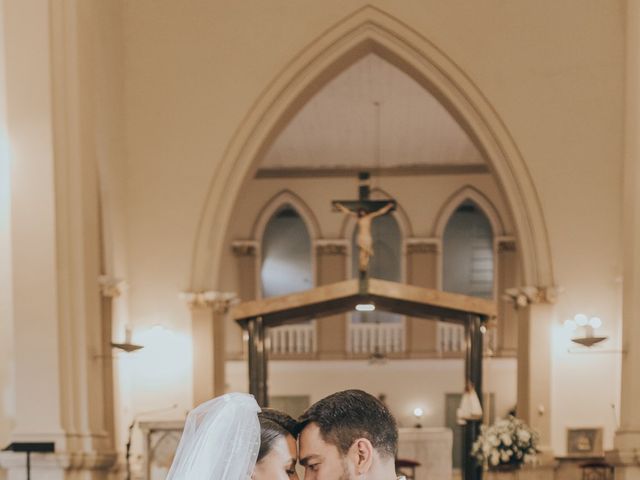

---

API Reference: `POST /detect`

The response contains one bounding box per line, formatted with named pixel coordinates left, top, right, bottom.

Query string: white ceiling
left=260, top=54, right=484, bottom=171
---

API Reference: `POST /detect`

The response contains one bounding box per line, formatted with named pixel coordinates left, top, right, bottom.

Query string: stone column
left=507, top=287, right=555, bottom=466
left=182, top=291, right=237, bottom=406
left=232, top=241, right=259, bottom=301
left=97, top=277, right=127, bottom=453
left=0, top=1, right=117, bottom=477
left=495, top=238, right=519, bottom=355
left=231, top=241, right=259, bottom=358
left=315, top=240, right=348, bottom=358
left=608, top=1, right=640, bottom=476
left=405, top=239, right=439, bottom=356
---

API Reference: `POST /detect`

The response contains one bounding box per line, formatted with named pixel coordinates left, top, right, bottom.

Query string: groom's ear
left=351, top=438, right=374, bottom=474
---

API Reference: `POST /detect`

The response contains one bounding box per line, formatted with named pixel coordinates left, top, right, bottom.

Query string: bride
left=166, top=393, right=299, bottom=479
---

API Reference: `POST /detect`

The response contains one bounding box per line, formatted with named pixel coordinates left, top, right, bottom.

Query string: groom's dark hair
left=297, top=389, right=398, bottom=458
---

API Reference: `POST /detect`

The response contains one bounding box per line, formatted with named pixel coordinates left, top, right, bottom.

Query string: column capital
left=503, top=285, right=558, bottom=308
left=231, top=240, right=258, bottom=257
left=315, top=239, right=348, bottom=255
left=405, top=238, right=439, bottom=254
left=97, top=276, right=128, bottom=298
left=179, top=290, right=238, bottom=312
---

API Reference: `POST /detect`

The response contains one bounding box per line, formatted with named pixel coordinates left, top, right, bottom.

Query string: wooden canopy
left=233, top=278, right=496, bottom=326
left=232, top=277, right=495, bottom=480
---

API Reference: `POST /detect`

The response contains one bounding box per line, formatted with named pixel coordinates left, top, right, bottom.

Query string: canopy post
left=247, top=316, right=268, bottom=406
left=463, top=314, right=484, bottom=480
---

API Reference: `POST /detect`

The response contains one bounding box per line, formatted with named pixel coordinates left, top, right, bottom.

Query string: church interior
left=1, top=1, right=639, bottom=479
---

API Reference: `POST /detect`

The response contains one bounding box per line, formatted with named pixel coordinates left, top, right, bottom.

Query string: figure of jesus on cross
left=333, top=172, right=396, bottom=275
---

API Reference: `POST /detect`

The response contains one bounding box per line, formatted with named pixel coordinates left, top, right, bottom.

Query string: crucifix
left=332, top=172, right=396, bottom=278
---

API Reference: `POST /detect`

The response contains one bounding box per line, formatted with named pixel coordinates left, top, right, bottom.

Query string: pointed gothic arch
left=252, top=189, right=321, bottom=242
left=190, top=5, right=554, bottom=293
left=433, top=185, right=506, bottom=239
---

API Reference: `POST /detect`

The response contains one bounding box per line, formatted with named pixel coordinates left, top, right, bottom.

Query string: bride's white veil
left=166, top=393, right=261, bottom=479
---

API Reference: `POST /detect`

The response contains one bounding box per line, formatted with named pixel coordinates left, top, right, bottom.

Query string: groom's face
left=298, top=423, right=356, bottom=480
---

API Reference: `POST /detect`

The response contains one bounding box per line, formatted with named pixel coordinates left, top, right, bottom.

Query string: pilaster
left=405, top=238, right=439, bottom=356
left=181, top=291, right=238, bottom=405
left=507, top=287, right=556, bottom=462
left=496, top=238, right=519, bottom=355
left=608, top=1, right=640, bottom=476
left=315, top=240, right=348, bottom=358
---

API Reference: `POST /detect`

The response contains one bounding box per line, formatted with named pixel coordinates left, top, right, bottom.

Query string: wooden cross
left=332, top=172, right=396, bottom=280
left=331, top=172, right=396, bottom=215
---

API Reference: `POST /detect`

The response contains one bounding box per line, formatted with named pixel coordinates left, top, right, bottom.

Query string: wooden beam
left=233, top=280, right=360, bottom=324
left=368, top=279, right=496, bottom=317
left=232, top=278, right=496, bottom=326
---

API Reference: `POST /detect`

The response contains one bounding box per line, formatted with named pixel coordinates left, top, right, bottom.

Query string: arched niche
left=433, top=185, right=506, bottom=239
left=190, top=5, right=554, bottom=293
left=251, top=189, right=321, bottom=241
left=260, top=206, right=313, bottom=298
left=250, top=190, right=320, bottom=300
left=442, top=200, right=495, bottom=299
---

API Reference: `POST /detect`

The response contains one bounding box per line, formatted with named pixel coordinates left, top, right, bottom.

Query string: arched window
left=351, top=214, right=402, bottom=323
left=442, top=201, right=494, bottom=299
left=261, top=206, right=312, bottom=298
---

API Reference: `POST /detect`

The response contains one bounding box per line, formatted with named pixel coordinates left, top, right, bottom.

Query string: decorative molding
left=97, top=276, right=127, bottom=298
left=502, top=286, right=558, bottom=308
left=256, top=164, right=489, bottom=178
left=406, top=238, right=439, bottom=254
left=231, top=240, right=258, bottom=257
left=315, top=239, right=348, bottom=255
left=179, top=291, right=239, bottom=312
left=497, top=239, right=517, bottom=253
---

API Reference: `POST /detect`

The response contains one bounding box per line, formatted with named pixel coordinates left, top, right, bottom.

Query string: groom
left=297, top=389, right=404, bottom=480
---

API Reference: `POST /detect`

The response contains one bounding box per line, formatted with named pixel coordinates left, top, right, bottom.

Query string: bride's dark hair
left=257, top=409, right=297, bottom=462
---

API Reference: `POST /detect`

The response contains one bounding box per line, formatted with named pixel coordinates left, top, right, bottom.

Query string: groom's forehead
left=299, top=424, right=330, bottom=466
left=299, top=423, right=331, bottom=452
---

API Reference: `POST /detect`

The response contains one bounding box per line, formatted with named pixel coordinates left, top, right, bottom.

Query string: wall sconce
left=111, top=326, right=143, bottom=353
left=564, top=314, right=608, bottom=347
left=413, top=407, right=424, bottom=428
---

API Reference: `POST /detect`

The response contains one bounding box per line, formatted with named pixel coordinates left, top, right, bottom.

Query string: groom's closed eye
left=299, top=455, right=322, bottom=468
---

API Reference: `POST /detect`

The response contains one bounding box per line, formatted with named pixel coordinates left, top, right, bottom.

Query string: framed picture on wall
left=566, top=427, right=604, bottom=457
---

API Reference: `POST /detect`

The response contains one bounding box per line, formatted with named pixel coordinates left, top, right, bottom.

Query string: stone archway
left=190, top=5, right=554, bottom=294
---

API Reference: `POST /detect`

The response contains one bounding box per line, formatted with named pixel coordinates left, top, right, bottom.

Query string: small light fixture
left=355, top=303, right=375, bottom=312
left=567, top=314, right=608, bottom=347
left=413, top=407, right=424, bottom=428
left=111, top=326, right=144, bottom=353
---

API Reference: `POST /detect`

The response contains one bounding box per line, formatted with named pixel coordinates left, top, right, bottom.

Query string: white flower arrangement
left=471, top=415, right=539, bottom=470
